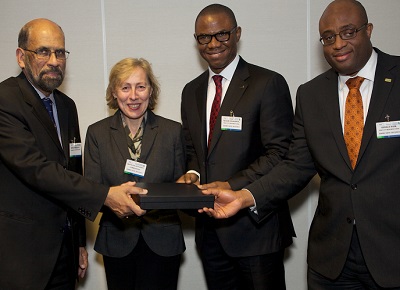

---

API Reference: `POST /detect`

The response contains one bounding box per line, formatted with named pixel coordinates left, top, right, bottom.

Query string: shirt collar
left=120, top=110, right=148, bottom=127
left=339, top=49, right=377, bottom=90
left=208, top=54, right=240, bottom=83
left=27, top=79, right=56, bottom=102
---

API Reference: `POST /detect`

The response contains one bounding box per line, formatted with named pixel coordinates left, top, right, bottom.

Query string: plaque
left=132, top=182, right=214, bottom=209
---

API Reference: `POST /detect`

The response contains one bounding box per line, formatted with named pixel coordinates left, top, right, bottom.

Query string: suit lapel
left=194, top=73, right=209, bottom=155
left=18, top=74, right=64, bottom=155
left=139, top=111, right=158, bottom=163
left=207, top=58, right=249, bottom=155
left=110, top=111, right=157, bottom=182
left=321, top=50, right=397, bottom=170
left=320, top=69, right=353, bottom=169
left=110, top=111, right=131, bottom=162
left=358, top=51, right=396, bottom=164
left=54, top=92, right=70, bottom=157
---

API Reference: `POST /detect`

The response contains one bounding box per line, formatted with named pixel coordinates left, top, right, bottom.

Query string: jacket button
left=346, top=217, right=353, bottom=224
left=351, top=184, right=357, bottom=190
left=59, top=227, right=65, bottom=233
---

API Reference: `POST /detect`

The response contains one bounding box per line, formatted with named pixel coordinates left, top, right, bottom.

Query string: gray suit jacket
left=84, top=110, right=186, bottom=257
left=247, top=49, right=400, bottom=287
left=181, top=57, right=295, bottom=256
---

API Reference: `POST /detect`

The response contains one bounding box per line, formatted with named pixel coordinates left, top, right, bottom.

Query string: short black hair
left=196, top=4, right=237, bottom=27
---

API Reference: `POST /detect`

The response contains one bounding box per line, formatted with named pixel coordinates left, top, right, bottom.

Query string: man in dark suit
left=0, top=18, right=146, bottom=290
left=178, top=4, right=295, bottom=289
left=202, top=0, right=400, bottom=289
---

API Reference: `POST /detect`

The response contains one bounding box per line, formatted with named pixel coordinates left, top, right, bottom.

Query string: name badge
left=124, top=159, right=147, bottom=177
left=221, top=116, right=242, bottom=131
left=376, top=121, right=400, bottom=138
left=69, top=142, right=82, bottom=157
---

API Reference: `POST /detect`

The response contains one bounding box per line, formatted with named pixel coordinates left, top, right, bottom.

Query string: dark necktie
left=344, top=76, right=365, bottom=169
left=208, top=75, right=223, bottom=148
left=42, top=97, right=56, bottom=126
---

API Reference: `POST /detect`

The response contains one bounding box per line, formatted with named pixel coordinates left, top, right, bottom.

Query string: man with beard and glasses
left=0, top=18, right=147, bottom=290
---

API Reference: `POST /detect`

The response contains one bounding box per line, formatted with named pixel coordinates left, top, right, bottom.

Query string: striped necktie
left=208, top=75, right=223, bottom=149
left=42, top=97, right=56, bottom=126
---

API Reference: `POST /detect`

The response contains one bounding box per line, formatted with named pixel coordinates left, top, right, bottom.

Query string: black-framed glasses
left=194, top=26, right=237, bottom=45
left=319, top=23, right=368, bottom=46
left=22, top=47, right=70, bottom=60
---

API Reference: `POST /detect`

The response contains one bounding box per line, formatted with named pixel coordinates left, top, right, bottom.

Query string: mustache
left=40, top=67, right=63, bottom=77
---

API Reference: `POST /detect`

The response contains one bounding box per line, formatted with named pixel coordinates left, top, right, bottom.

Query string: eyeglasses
left=319, top=23, right=368, bottom=46
left=195, top=27, right=237, bottom=45
left=22, top=47, right=70, bottom=60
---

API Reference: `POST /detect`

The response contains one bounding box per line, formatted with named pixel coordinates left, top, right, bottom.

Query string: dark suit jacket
left=84, top=110, right=186, bottom=257
left=181, top=57, right=295, bottom=256
left=247, top=49, right=400, bottom=287
left=0, top=72, right=108, bottom=289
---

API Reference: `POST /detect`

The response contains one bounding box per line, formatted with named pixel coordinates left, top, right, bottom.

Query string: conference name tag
left=124, top=159, right=147, bottom=177
left=221, top=116, right=242, bottom=131
left=69, top=142, right=82, bottom=157
left=376, top=121, right=400, bottom=138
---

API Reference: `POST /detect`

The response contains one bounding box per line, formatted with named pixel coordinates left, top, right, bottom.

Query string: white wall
left=1, top=1, right=399, bottom=289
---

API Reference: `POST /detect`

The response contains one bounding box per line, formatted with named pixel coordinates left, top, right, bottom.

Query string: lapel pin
left=240, top=85, right=245, bottom=89
left=384, top=78, right=392, bottom=83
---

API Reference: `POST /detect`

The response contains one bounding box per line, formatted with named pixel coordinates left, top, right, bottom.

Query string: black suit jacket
left=181, top=57, right=295, bottom=256
left=0, top=73, right=107, bottom=289
left=84, top=110, right=186, bottom=257
left=247, top=49, right=400, bottom=287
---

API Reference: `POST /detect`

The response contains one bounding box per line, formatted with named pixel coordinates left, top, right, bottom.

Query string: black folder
left=132, top=182, right=214, bottom=209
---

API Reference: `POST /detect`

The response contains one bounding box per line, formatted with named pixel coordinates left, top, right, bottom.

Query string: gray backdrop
left=1, top=1, right=399, bottom=289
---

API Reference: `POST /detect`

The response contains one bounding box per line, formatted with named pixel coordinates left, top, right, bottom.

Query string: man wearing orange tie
left=202, top=1, right=400, bottom=289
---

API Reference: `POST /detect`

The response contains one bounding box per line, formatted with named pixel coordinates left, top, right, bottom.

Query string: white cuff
left=242, top=188, right=258, bottom=215
left=187, top=170, right=200, bottom=183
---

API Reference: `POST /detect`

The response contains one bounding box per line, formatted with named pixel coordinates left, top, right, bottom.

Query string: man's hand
left=199, top=189, right=255, bottom=219
left=104, top=181, right=147, bottom=218
left=78, top=247, right=88, bottom=279
left=198, top=181, right=231, bottom=190
left=176, top=173, right=199, bottom=185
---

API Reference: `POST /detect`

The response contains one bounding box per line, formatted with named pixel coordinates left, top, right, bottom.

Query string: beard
left=24, top=62, right=65, bottom=93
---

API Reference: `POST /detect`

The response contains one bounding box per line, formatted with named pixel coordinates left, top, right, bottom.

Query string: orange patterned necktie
left=208, top=75, right=223, bottom=148
left=344, top=76, right=365, bottom=169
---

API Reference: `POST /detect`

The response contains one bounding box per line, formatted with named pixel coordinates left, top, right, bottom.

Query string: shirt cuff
left=187, top=170, right=200, bottom=183
left=242, top=188, right=258, bottom=215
